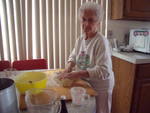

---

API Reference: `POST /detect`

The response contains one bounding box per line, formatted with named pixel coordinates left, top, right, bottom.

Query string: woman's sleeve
left=87, top=38, right=113, bottom=80
left=68, top=39, right=79, bottom=63
left=68, top=48, right=76, bottom=63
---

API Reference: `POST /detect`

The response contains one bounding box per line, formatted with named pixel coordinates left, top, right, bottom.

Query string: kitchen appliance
left=0, top=78, right=19, bottom=113
left=129, top=28, right=150, bottom=53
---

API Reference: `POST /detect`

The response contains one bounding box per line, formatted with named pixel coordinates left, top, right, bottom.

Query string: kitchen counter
left=112, top=51, right=150, bottom=64
left=0, top=69, right=96, bottom=113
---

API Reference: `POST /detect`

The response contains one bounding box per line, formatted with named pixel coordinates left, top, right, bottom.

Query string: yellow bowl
left=15, top=72, right=48, bottom=94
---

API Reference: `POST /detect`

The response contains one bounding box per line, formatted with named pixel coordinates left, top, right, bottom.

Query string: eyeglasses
left=81, top=17, right=98, bottom=23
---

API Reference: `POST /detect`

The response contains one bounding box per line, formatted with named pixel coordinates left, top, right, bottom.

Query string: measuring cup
left=25, top=88, right=61, bottom=113
left=70, top=87, right=90, bottom=105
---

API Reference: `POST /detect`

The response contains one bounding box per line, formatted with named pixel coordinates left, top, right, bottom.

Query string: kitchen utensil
left=15, top=72, right=48, bottom=94
left=70, top=87, right=90, bottom=105
left=25, top=88, right=61, bottom=113
left=0, top=78, right=19, bottom=113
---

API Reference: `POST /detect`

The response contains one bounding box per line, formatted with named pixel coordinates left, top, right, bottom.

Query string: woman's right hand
left=63, top=61, right=75, bottom=73
left=63, top=67, right=72, bottom=73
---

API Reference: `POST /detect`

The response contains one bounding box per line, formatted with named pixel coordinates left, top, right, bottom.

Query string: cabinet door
left=136, top=64, right=150, bottom=79
left=111, top=56, right=136, bottom=113
left=131, top=79, right=150, bottom=113
left=125, top=0, right=150, bottom=20
left=111, top=0, right=150, bottom=20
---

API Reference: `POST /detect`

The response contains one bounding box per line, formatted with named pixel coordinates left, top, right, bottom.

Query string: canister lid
left=0, top=78, right=14, bottom=91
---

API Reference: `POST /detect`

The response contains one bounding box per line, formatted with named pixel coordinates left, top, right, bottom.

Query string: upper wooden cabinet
left=111, top=0, right=150, bottom=21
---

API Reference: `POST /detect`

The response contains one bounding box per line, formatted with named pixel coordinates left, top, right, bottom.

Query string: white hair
left=79, top=2, right=104, bottom=22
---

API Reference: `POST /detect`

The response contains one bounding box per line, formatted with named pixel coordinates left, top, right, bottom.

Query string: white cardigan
left=68, top=32, right=114, bottom=92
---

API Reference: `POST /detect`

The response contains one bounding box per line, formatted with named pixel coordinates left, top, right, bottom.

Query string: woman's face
left=81, top=10, right=99, bottom=38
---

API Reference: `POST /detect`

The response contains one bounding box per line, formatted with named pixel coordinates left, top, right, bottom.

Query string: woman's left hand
left=58, top=72, right=70, bottom=79
left=58, top=70, right=89, bottom=80
left=59, top=72, right=79, bottom=80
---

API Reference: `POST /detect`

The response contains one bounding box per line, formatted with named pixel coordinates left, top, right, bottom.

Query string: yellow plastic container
left=15, top=72, right=48, bottom=94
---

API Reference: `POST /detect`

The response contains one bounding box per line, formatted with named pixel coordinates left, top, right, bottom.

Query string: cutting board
left=44, top=70, right=97, bottom=100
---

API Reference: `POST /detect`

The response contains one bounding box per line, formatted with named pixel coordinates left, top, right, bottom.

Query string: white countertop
left=112, top=51, right=150, bottom=64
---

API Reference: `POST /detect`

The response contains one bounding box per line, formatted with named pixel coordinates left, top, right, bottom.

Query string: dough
left=53, top=72, right=75, bottom=87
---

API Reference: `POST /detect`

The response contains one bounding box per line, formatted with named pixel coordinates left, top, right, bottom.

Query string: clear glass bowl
left=25, top=88, right=61, bottom=113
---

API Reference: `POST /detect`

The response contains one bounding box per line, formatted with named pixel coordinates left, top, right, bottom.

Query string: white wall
left=107, top=1, right=150, bottom=45
left=108, top=20, right=150, bottom=44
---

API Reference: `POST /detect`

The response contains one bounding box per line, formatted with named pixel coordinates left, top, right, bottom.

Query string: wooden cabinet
left=131, top=80, right=150, bottom=113
left=111, top=0, right=150, bottom=21
left=111, top=56, right=150, bottom=113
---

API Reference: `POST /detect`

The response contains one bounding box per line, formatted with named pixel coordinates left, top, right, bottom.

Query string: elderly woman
left=59, top=2, right=114, bottom=113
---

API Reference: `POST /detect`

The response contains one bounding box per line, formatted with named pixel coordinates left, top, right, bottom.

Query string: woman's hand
left=59, top=72, right=74, bottom=79
left=63, top=67, right=72, bottom=73
left=63, top=61, right=75, bottom=73
left=59, top=70, right=89, bottom=80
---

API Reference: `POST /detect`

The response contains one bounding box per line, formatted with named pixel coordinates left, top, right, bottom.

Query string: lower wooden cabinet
left=131, top=80, right=150, bottom=113
left=111, top=56, right=150, bottom=113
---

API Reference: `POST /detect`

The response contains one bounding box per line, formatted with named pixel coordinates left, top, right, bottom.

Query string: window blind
left=0, top=0, right=108, bottom=69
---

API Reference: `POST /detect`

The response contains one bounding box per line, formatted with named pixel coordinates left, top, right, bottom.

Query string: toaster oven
left=129, top=29, right=150, bottom=53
